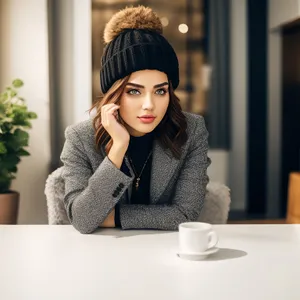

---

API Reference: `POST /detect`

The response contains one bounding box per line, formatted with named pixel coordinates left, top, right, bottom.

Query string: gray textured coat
left=60, top=111, right=211, bottom=234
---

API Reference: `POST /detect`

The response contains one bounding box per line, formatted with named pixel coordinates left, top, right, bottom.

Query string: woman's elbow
left=67, top=208, right=98, bottom=234
left=65, top=199, right=100, bottom=234
left=71, top=219, right=97, bottom=234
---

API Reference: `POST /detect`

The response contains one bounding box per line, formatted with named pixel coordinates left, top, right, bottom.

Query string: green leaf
left=1, top=123, right=13, bottom=133
left=0, top=178, right=12, bottom=193
left=0, top=169, right=14, bottom=193
left=28, top=112, right=37, bottom=119
left=13, top=129, right=29, bottom=147
left=1, top=154, right=20, bottom=171
left=10, top=107, right=33, bottom=127
left=5, top=129, right=29, bottom=150
left=1, top=92, right=8, bottom=101
left=10, top=90, right=17, bottom=97
left=5, top=134, right=20, bottom=150
left=10, top=166, right=18, bottom=173
left=1, top=117, right=13, bottom=123
left=0, top=103, right=5, bottom=114
left=17, top=148, right=30, bottom=156
left=0, top=142, right=7, bottom=154
left=12, top=79, right=24, bottom=88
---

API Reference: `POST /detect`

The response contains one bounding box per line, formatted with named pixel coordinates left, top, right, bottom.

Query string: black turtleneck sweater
left=114, top=132, right=155, bottom=227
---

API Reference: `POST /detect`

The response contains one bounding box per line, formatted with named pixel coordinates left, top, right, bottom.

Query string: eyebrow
left=126, top=82, right=169, bottom=89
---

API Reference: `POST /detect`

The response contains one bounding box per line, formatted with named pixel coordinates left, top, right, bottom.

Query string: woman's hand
left=100, top=209, right=115, bottom=228
left=101, top=104, right=130, bottom=147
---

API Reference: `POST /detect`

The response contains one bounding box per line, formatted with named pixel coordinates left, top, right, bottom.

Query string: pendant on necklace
left=135, top=178, right=140, bottom=190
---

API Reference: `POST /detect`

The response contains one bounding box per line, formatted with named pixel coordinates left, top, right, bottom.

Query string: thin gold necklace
left=127, top=150, right=153, bottom=191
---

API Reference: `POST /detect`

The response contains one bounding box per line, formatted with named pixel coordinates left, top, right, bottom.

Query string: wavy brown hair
left=89, top=75, right=188, bottom=160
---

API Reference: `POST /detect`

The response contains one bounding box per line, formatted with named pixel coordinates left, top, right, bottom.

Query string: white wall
left=207, top=150, right=229, bottom=186
left=48, top=0, right=92, bottom=169
left=0, top=0, right=50, bottom=223
left=73, top=0, right=92, bottom=124
left=269, top=0, right=300, bottom=29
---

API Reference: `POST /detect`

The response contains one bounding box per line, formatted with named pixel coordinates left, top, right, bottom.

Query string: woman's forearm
left=107, top=143, right=128, bottom=169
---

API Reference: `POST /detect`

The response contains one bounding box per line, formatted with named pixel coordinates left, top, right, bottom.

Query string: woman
left=60, top=5, right=211, bottom=234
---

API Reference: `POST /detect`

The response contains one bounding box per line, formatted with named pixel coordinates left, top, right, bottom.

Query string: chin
left=136, top=126, right=155, bottom=134
left=129, top=123, right=157, bottom=136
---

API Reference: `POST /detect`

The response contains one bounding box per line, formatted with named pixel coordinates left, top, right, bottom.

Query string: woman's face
left=119, top=69, right=170, bottom=137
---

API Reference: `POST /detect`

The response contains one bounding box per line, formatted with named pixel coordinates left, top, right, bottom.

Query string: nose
left=142, top=93, right=154, bottom=111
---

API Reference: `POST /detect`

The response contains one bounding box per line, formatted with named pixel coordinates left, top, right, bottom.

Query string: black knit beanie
left=100, top=6, right=179, bottom=94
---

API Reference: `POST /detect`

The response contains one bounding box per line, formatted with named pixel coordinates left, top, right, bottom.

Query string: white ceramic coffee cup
left=178, top=222, right=218, bottom=253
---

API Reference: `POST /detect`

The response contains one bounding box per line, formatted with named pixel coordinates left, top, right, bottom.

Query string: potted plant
left=0, top=79, right=37, bottom=224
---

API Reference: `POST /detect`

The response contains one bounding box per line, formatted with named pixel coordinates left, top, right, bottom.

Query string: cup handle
left=208, top=231, right=218, bottom=249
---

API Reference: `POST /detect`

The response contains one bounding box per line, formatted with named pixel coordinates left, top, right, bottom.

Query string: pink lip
left=138, top=117, right=156, bottom=124
left=139, top=115, right=155, bottom=118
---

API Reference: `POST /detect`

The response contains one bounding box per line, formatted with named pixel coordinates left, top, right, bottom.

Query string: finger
left=101, top=104, right=116, bottom=123
left=102, top=103, right=117, bottom=112
left=106, top=104, right=120, bottom=110
left=106, top=106, right=120, bottom=120
left=101, top=104, right=118, bottom=124
left=102, top=105, right=120, bottom=126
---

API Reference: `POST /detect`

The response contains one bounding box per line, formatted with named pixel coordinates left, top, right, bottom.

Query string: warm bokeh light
left=160, top=17, right=169, bottom=27
left=178, top=23, right=188, bottom=33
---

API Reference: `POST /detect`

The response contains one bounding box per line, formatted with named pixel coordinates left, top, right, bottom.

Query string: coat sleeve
left=60, top=126, right=133, bottom=234
left=119, top=116, right=211, bottom=230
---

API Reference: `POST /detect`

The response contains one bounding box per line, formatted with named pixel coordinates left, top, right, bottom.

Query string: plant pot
left=0, top=191, right=20, bottom=224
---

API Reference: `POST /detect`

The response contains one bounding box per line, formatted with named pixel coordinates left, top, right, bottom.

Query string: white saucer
left=177, top=247, right=219, bottom=261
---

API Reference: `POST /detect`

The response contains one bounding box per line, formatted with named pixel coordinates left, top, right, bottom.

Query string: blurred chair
left=44, top=167, right=68, bottom=225
left=44, top=167, right=231, bottom=225
left=287, top=172, right=300, bottom=224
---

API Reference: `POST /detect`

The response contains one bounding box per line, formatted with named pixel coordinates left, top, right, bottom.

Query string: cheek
left=160, top=98, right=170, bottom=113
left=119, top=97, right=134, bottom=119
left=166, top=98, right=170, bottom=108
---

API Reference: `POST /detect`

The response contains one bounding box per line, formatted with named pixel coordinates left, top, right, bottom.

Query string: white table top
left=0, top=224, right=299, bottom=300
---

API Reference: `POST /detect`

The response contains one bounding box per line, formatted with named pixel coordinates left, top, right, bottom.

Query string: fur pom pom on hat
left=100, top=5, right=179, bottom=94
left=103, top=6, right=163, bottom=44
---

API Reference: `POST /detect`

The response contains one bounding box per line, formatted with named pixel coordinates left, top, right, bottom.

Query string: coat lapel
left=149, top=139, right=180, bottom=203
